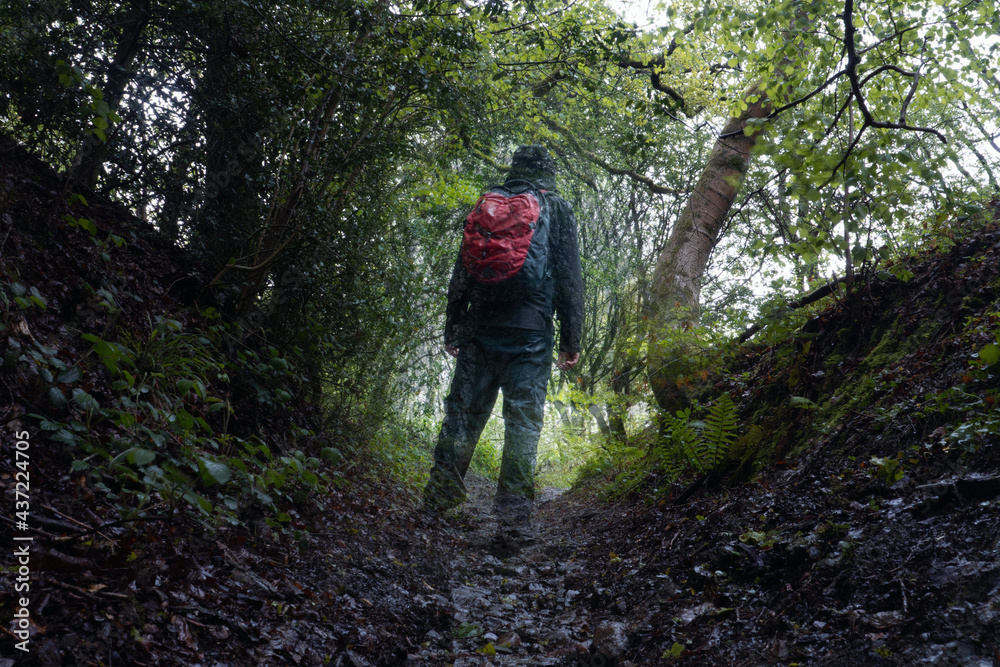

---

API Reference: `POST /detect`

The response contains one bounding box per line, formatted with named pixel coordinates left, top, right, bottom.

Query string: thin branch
left=544, top=118, right=683, bottom=195
left=856, top=24, right=921, bottom=56
left=823, top=120, right=869, bottom=186
left=546, top=143, right=599, bottom=192
left=719, top=69, right=847, bottom=140
left=469, top=145, right=507, bottom=173
left=616, top=11, right=703, bottom=112
left=496, top=59, right=570, bottom=68
left=649, top=69, right=688, bottom=111
left=488, top=0, right=581, bottom=34
left=738, top=276, right=851, bottom=343
left=768, top=69, right=848, bottom=118
left=898, top=71, right=920, bottom=124
left=843, top=0, right=946, bottom=143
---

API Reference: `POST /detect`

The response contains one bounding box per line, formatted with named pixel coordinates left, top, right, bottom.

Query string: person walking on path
left=423, top=145, right=584, bottom=526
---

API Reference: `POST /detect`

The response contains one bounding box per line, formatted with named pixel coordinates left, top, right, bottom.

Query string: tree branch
left=544, top=118, right=683, bottom=195
left=856, top=24, right=921, bottom=56
left=766, top=69, right=847, bottom=119
left=823, top=118, right=869, bottom=185
left=738, top=275, right=851, bottom=343
left=719, top=69, right=847, bottom=140
left=619, top=56, right=688, bottom=111
left=843, top=0, right=946, bottom=143
left=616, top=11, right=702, bottom=113
left=546, top=143, right=599, bottom=192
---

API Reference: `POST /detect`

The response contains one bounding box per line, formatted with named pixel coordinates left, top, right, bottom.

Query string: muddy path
left=408, top=474, right=622, bottom=666
left=408, top=459, right=1000, bottom=667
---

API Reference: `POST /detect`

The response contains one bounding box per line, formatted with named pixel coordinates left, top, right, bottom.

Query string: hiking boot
left=423, top=468, right=468, bottom=515
left=422, top=489, right=466, bottom=515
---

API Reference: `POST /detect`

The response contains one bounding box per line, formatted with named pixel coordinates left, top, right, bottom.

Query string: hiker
left=423, top=145, right=584, bottom=526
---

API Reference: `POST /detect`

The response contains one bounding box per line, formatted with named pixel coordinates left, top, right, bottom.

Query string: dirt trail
left=404, top=462, right=1000, bottom=667
left=407, top=474, right=623, bottom=666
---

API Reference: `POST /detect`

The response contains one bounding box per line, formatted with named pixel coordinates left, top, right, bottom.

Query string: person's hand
left=445, top=344, right=460, bottom=358
left=556, top=351, right=579, bottom=370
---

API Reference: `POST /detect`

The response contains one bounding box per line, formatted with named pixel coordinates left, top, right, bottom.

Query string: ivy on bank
left=23, top=312, right=343, bottom=531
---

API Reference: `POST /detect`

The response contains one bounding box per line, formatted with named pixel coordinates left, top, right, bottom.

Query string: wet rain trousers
left=425, top=327, right=553, bottom=518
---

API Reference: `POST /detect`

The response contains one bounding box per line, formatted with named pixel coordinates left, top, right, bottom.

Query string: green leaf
left=663, top=641, right=685, bottom=658
left=979, top=343, right=1000, bottom=366
left=173, top=408, right=195, bottom=432
left=267, top=469, right=286, bottom=489
left=47, top=386, right=68, bottom=409
left=452, top=623, right=483, bottom=638
left=199, top=458, right=232, bottom=486
left=50, top=429, right=79, bottom=446
left=789, top=396, right=816, bottom=409
left=56, top=367, right=83, bottom=384
left=71, top=389, right=100, bottom=412
left=321, top=447, right=343, bottom=464
left=82, top=334, right=122, bottom=373
left=183, top=490, right=213, bottom=515
left=893, top=268, right=915, bottom=283
left=28, top=286, right=47, bottom=309
left=128, top=448, right=157, bottom=466
left=252, top=488, right=274, bottom=507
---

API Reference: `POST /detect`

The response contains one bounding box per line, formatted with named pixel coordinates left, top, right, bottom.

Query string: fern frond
left=699, top=393, right=738, bottom=471
left=705, top=393, right=737, bottom=439
left=662, top=409, right=707, bottom=474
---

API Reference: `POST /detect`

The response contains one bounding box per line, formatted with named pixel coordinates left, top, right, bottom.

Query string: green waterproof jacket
left=444, top=179, right=584, bottom=355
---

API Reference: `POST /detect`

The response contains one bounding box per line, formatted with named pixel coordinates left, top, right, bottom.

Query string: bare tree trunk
left=552, top=400, right=572, bottom=428
left=588, top=404, right=611, bottom=436
left=647, top=85, right=772, bottom=411
left=608, top=364, right=633, bottom=442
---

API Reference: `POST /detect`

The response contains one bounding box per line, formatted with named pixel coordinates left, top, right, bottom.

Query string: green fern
left=660, top=394, right=738, bottom=475
left=699, top=393, right=737, bottom=470
left=661, top=408, right=703, bottom=473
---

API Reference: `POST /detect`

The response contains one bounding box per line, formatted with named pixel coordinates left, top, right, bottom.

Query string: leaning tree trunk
left=647, top=85, right=772, bottom=412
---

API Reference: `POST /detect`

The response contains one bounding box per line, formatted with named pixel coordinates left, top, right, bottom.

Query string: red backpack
left=461, top=183, right=549, bottom=285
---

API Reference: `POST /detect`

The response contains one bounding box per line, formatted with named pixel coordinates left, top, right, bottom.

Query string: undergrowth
left=576, top=392, right=743, bottom=501
left=366, top=415, right=436, bottom=489
left=12, top=301, right=345, bottom=534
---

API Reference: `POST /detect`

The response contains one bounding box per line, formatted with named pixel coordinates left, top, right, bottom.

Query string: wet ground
left=410, top=459, right=1000, bottom=667
left=5, top=454, right=997, bottom=667
left=406, top=474, right=619, bottom=666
